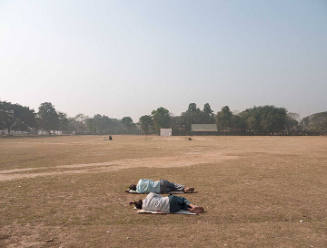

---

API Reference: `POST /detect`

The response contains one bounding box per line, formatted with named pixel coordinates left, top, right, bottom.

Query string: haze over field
left=1, top=0, right=326, bottom=120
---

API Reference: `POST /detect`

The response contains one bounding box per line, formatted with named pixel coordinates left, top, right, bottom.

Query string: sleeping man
left=127, top=179, right=194, bottom=194
left=130, top=192, right=204, bottom=214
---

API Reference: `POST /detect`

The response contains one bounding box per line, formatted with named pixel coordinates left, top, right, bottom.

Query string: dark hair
left=129, top=200, right=143, bottom=209
left=129, top=184, right=137, bottom=190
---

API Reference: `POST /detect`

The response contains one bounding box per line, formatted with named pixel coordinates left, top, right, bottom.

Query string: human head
left=129, top=184, right=137, bottom=190
left=129, top=200, right=143, bottom=209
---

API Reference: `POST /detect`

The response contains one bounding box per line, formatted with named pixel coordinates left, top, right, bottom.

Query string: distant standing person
left=130, top=192, right=204, bottom=213
left=109, top=136, right=112, bottom=140
left=127, top=179, right=194, bottom=193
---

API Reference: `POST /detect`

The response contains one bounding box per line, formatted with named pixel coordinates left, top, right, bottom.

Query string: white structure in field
left=191, top=124, right=218, bottom=133
left=160, top=128, right=172, bottom=136
left=38, top=130, right=63, bottom=135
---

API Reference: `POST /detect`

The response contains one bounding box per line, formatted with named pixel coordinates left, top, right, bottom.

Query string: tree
left=139, top=115, right=153, bottom=134
left=85, top=117, right=96, bottom=133
left=239, top=106, right=287, bottom=134
left=231, top=114, right=245, bottom=133
left=151, top=107, right=171, bottom=134
left=239, top=108, right=261, bottom=133
left=91, top=114, right=112, bottom=134
left=67, top=114, right=88, bottom=133
left=180, top=102, right=216, bottom=134
left=203, top=103, right=213, bottom=116
left=285, top=112, right=299, bottom=135
left=38, top=102, right=59, bottom=133
left=0, top=103, right=17, bottom=134
left=187, top=103, right=197, bottom=113
left=202, top=103, right=215, bottom=123
left=122, top=116, right=133, bottom=127
left=121, top=116, right=136, bottom=134
left=170, top=116, right=186, bottom=135
left=216, top=106, right=233, bottom=132
left=301, top=111, right=327, bottom=134
left=181, top=103, right=197, bottom=134
left=58, top=112, right=69, bottom=131
left=0, top=101, right=36, bottom=135
left=84, top=114, right=129, bottom=134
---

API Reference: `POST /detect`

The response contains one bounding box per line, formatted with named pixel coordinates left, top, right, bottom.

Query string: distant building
left=38, top=130, right=48, bottom=135
left=0, top=130, right=30, bottom=136
left=38, top=130, right=63, bottom=135
left=160, top=128, right=172, bottom=136
left=191, top=124, right=218, bottom=135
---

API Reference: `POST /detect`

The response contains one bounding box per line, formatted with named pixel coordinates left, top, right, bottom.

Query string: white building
left=160, top=128, right=172, bottom=136
left=191, top=124, right=218, bottom=134
left=37, top=130, right=63, bottom=135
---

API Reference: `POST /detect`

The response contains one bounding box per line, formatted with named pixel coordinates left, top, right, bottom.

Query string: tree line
left=0, top=101, right=137, bottom=135
left=139, top=104, right=302, bottom=135
left=1, top=100, right=326, bottom=136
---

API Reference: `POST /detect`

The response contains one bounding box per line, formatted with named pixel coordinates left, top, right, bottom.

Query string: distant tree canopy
left=0, top=101, right=36, bottom=134
left=121, top=116, right=137, bottom=134
left=188, top=103, right=197, bottom=113
left=67, top=114, right=88, bottom=134
left=121, top=116, right=133, bottom=128
left=170, top=116, right=186, bottom=135
left=151, top=107, right=171, bottom=134
left=216, top=106, right=233, bottom=131
left=301, top=112, right=327, bottom=134
left=239, top=106, right=287, bottom=134
left=1, top=99, right=327, bottom=136
left=58, top=112, right=69, bottom=131
left=38, top=102, right=59, bottom=133
left=85, top=114, right=133, bottom=134
left=38, top=103, right=138, bottom=135
left=140, top=104, right=310, bottom=136
left=203, top=103, right=214, bottom=116
left=139, top=115, right=153, bottom=134
left=181, top=103, right=216, bottom=134
left=286, top=112, right=300, bottom=135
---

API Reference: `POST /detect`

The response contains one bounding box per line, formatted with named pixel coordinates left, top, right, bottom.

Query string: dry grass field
left=0, top=135, right=327, bottom=248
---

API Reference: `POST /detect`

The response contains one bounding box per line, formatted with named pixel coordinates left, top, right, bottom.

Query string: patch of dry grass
left=0, top=136, right=327, bottom=247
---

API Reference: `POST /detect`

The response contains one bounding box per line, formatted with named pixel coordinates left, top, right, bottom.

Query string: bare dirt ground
left=0, top=135, right=327, bottom=248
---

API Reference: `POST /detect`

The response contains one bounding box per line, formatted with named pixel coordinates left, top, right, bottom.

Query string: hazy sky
left=1, top=0, right=326, bottom=121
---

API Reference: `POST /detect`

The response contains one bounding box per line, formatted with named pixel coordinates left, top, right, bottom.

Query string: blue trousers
left=160, top=179, right=184, bottom=193
left=168, top=195, right=192, bottom=213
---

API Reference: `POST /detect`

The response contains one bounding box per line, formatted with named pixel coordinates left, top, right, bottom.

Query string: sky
left=1, top=0, right=326, bottom=121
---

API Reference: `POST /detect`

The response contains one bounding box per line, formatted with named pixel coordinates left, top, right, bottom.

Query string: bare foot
left=184, top=187, right=194, bottom=193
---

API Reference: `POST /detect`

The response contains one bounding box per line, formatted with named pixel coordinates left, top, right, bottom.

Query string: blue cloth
left=136, top=179, right=160, bottom=193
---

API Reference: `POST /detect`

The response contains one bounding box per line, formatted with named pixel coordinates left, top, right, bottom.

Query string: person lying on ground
left=127, top=179, right=194, bottom=194
left=129, top=192, right=204, bottom=214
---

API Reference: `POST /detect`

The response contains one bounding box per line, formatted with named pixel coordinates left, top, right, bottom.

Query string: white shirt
left=142, top=192, right=170, bottom=213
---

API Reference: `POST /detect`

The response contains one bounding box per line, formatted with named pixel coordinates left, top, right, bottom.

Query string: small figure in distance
left=127, top=179, right=194, bottom=194
left=188, top=137, right=192, bottom=141
left=109, top=135, right=112, bottom=141
left=130, top=192, right=204, bottom=214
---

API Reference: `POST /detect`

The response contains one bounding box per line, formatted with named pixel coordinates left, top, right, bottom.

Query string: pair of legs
left=160, top=179, right=194, bottom=193
left=168, top=195, right=204, bottom=214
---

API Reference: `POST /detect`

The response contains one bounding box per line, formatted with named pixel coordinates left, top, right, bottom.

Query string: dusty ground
left=0, top=135, right=326, bottom=248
